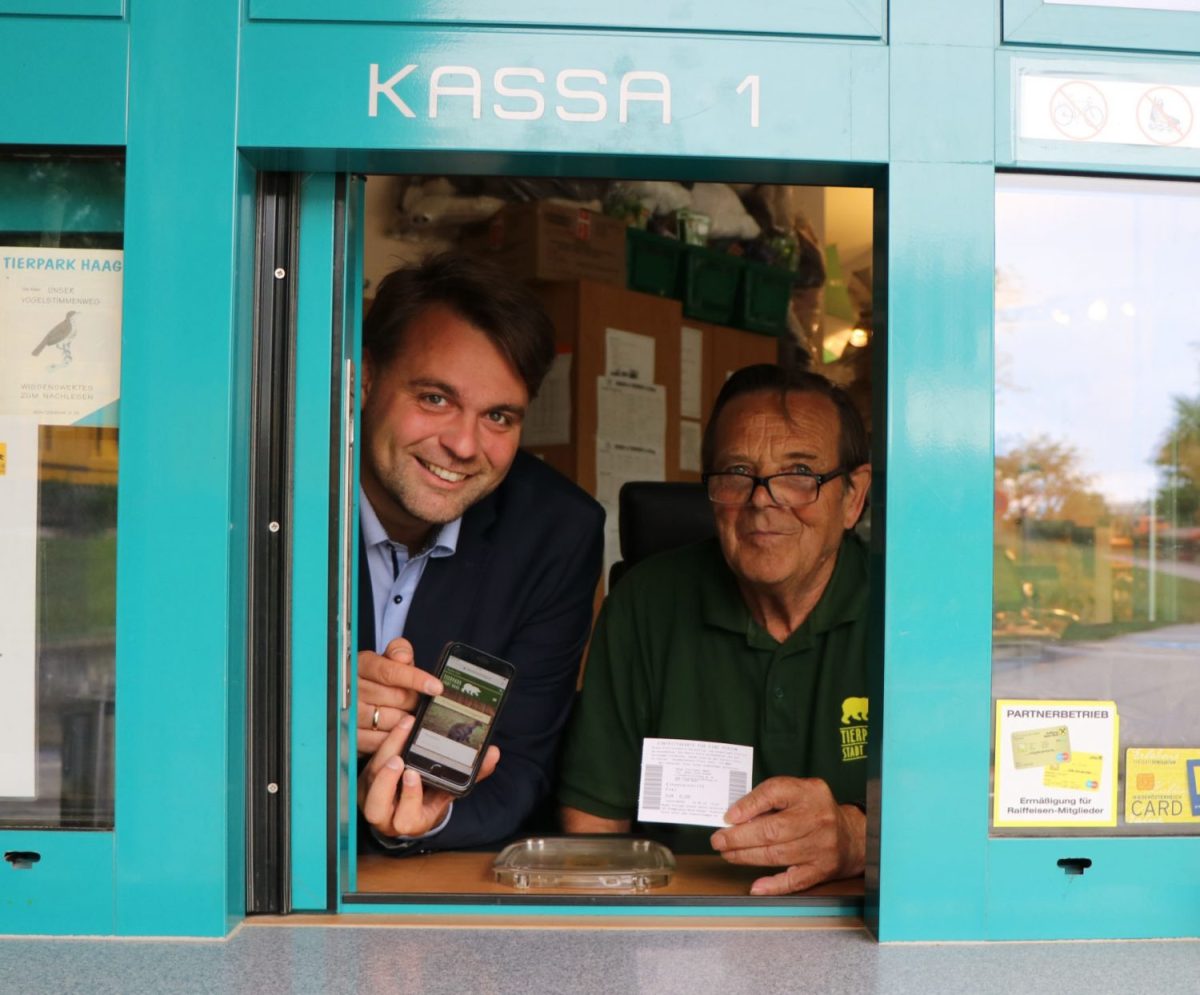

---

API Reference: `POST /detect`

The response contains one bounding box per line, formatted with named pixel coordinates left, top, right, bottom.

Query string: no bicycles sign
left=1021, top=72, right=1200, bottom=151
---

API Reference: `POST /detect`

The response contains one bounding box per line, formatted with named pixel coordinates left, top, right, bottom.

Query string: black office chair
left=608, top=480, right=716, bottom=589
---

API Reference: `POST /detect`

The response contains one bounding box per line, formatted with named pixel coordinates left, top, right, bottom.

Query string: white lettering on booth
left=619, top=71, right=671, bottom=124
left=368, top=63, right=760, bottom=126
left=429, top=66, right=482, bottom=119
left=368, top=63, right=417, bottom=118
left=493, top=68, right=546, bottom=121
left=555, top=70, right=608, bottom=122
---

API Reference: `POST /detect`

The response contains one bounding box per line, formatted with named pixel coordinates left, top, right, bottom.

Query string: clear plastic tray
left=492, top=836, right=675, bottom=892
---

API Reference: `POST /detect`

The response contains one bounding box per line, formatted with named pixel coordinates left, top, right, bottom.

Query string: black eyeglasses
left=702, top=467, right=850, bottom=508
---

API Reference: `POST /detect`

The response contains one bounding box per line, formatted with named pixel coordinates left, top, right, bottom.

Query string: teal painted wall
left=115, top=2, right=251, bottom=936
left=0, top=14, right=126, bottom=145
left=873, top=0, right=997, bottom=942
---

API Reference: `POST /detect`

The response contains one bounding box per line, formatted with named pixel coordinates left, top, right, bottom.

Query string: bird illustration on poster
left=30, top=309, right=80, bottom=369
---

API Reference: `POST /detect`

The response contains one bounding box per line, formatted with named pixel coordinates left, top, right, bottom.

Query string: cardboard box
left=464, top=201, right=627, bottom=287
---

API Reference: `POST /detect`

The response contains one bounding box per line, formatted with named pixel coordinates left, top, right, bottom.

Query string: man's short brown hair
left=363, top=252, right=556, bottom=399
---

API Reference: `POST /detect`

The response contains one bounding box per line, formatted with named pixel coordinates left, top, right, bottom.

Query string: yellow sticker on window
left=0, top=441, right=6, bottom=476
left=1125, top=748, right=1200, bottom=824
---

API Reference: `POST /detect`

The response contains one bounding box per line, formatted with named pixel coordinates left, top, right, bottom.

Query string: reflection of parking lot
left=995, top=623, right=1200, bottom=746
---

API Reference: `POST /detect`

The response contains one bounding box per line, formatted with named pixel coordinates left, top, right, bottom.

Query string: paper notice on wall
left=680, top=418, right=703, bottom=473
left=605, top=327, right=655, bottom=383
left=993, top=699, right=1119, bottom=828
left=680, top=325, right=703, bottom=419
left=521, top=351, right=572, bottom=447
left=0, top=247, right=123, bottom=425
left=597, top=376, right=666, bottom=452
left=596, top=439, right=664, bottom=588
left=0, top=419, right=39, bottom=796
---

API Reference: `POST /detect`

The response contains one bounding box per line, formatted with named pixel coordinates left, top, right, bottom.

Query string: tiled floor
left=1, top=922, right=1197, bottom=995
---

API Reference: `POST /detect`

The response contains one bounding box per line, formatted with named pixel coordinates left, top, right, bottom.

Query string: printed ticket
left=637, top=737, right=754, bottom=829
left=1011, top=725, right=1071, bottom=769
left=1043, top=752, right=1103, bottom=792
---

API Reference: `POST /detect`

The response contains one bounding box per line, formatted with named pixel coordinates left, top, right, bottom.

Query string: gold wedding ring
left=371, top=707, right=381, bottom=730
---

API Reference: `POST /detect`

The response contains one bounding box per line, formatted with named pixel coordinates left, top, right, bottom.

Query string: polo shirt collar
left=699, top=533, right=868, bottom=646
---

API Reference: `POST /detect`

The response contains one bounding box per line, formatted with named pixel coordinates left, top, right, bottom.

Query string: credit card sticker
left=1043, top=751, right=1103, bottom=791
left=1011, top=725, right=1071, bottom=769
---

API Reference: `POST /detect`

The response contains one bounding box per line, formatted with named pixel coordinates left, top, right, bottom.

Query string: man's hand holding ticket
left=636, top=737, right=867, bottom=896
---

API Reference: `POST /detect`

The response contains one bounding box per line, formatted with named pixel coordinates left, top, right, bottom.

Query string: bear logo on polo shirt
left=839, top=696, right=868, bottom=762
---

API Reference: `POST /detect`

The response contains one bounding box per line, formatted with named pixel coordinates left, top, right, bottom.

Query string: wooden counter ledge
left=357, top=850, right=865, bottom=899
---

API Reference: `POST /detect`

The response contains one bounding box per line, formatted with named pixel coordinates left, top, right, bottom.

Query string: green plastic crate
left=625, top=228, right=683, bottom=298
left=678, top=245, right=742, bottom=324
left=737, top=260, right=793, bottom=335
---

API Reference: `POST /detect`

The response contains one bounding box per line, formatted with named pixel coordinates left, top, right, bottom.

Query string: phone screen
left=406, top=652, right=510, bottom=786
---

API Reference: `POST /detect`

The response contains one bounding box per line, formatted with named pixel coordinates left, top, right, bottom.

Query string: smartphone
left=400, top=641, right=515, bottom=797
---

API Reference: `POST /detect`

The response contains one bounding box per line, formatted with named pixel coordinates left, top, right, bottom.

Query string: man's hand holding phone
left=358, top=640, right=512, bottom=842
left=359, top=713, right=500, bottom=839
left=357, top=637, right=442, bottom=755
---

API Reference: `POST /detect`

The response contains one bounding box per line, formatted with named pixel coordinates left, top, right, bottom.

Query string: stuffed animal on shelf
left=689, top=183, right=761, bottom=240
left=396, top=177, right=506, bottom=231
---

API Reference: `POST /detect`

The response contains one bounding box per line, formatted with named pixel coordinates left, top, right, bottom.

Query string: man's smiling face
left=360, top=302, right=528, bottom=548
left=709, top=388, right=868, bottom=599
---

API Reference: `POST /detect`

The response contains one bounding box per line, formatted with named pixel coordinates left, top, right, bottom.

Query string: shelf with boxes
left=626, top=228, right=793, bottom=336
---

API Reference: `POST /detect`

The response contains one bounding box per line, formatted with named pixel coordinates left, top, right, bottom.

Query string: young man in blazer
left=356, top=252, right=604, bottom=851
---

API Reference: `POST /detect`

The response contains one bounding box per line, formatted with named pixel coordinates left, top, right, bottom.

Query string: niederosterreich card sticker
left=1, top=247, right=123, bottom=424
left=1125, top=748, right=1200, bottom=824
left=994, top=699, right=1118, bottom=827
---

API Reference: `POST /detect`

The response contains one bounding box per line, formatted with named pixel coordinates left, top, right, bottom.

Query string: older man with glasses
left=558, top=363, right=872, bottom=895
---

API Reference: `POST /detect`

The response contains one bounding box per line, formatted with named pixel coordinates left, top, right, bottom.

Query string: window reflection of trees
left=993, top=176, right=1200, bottom=819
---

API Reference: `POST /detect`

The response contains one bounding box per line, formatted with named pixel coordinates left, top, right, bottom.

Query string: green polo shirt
left=557, top=534, right=869, bottom=854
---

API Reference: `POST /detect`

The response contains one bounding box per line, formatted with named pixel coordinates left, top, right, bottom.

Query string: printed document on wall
left=679, top=325, right=703, bottom=419
left=0, top=247, right=123, bottom=425
left=596, top=376, right=665, bottom=452
left=604, top=328, right=655, bottom=383
left=596, top=439, right=664, bottom=588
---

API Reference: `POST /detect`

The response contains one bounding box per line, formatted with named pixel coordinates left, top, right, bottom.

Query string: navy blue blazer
left=359, top=449, right=604, bottom=850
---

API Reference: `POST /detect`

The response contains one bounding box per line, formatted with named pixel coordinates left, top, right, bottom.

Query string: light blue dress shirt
left=360, top=486, right=462, bottom=848
left=359, top=486, right=461, bottom=653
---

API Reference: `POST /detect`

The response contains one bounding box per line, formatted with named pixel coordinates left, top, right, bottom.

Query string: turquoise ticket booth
left=1, top=1, right=1198, bottom=939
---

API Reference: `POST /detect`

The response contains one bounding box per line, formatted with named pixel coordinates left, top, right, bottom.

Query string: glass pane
left=0, top=153, right=123, bottom=829
left=993, top=173, right=1200, bottom=836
